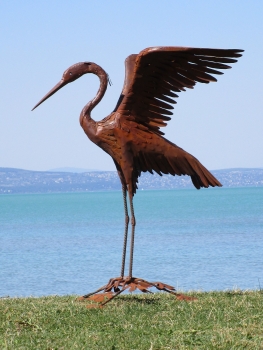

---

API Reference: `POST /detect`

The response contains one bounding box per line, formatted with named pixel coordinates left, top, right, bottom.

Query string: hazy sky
left=1, top=1, right=262, bottom=171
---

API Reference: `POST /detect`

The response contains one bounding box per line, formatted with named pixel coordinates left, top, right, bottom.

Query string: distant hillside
left=0, top=167, right=262, bottom=194
left=48, top=167, right=101, bottom=173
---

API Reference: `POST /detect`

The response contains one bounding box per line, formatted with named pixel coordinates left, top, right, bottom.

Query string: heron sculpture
left=32, top=46, right=243, bottom=307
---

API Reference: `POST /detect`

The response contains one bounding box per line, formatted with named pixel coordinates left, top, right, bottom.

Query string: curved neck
left=81, top=64, right=108, bottom=120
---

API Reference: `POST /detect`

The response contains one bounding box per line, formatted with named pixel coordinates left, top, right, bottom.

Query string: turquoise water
left=1, top=187, right=263, bottom=297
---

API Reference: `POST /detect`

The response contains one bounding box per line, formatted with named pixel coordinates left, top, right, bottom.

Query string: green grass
left=1, top=291, right=263, bottom=349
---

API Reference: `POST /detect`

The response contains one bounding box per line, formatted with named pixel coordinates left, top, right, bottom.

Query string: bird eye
left=69, top=72, right=72, bottom=76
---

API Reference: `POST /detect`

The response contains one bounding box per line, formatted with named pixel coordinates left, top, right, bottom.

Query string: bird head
left=32, top=62, right=95, bottom=111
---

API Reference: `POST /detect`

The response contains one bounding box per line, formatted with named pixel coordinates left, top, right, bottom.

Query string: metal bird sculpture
left=32, top=46, right=243, bottom=307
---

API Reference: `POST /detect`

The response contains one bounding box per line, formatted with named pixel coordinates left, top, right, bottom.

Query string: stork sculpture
left=32, top=46, right=243, bottom=307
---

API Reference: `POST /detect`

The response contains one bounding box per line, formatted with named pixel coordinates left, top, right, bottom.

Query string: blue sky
left=0, top=1, right=262, bottom=171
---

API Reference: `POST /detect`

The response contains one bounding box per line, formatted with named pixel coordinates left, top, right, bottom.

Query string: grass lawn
left=1, top=290, right=263, bottom=349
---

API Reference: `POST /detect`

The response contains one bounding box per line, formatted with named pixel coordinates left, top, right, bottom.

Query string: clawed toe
left=77, top=276, right=196, bottom=307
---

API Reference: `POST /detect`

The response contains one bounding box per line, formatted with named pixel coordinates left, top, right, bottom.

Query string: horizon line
left=1, top=166, right=263, bottom=174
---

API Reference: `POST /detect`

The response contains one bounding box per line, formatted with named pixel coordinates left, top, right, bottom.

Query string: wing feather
left=126, top=126, right=222, bottom=194
left=114, top=46, right=243, bottom=134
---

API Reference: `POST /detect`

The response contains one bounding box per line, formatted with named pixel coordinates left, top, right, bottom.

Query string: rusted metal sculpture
left=32, top=47, right=243, bottom=307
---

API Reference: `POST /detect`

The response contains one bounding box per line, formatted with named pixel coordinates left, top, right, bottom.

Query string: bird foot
left=77, top=276, right=197, bottom=308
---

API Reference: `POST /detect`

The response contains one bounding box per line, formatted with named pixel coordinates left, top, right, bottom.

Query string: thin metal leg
left=128, top=194, right=136, bottom=278
left=120, top=185, right=129, bottom=277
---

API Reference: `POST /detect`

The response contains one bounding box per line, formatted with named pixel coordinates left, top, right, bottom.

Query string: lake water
left=1, top=187, right=263, bottom=297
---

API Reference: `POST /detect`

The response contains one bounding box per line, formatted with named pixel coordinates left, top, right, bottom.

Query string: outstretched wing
left=114, top=47, right=243, bottom=135
left=127, top=124, right=222, bottom=195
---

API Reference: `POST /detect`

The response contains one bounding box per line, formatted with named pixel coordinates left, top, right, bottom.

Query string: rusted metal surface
left=32, top=47, right=243, bottom=306
left=77, top=276, right=197, bottom=308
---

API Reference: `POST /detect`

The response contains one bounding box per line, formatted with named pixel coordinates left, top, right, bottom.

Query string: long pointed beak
left=32, top=79, right=67, bottom=111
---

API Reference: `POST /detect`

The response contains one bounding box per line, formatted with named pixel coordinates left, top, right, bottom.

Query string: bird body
left=83, top=110, right=221, bottom=196
left=32, top=46, right=243, bottom=305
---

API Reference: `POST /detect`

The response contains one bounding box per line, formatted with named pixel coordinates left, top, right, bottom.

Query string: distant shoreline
left=1, top=167, right=263, bottom=194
